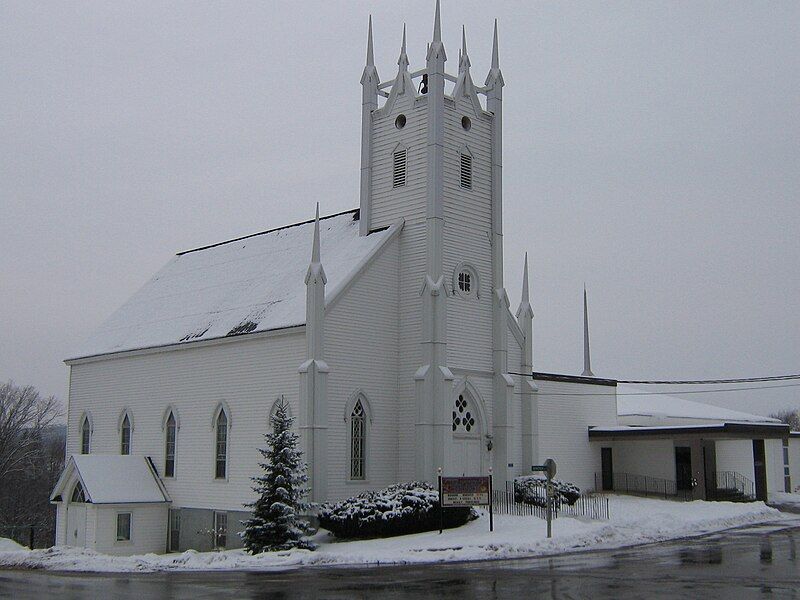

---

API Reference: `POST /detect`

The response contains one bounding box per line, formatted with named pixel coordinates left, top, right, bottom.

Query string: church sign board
left=438, top=474, right=494, bottom=532
left=440, top=476, right=491, bottom=507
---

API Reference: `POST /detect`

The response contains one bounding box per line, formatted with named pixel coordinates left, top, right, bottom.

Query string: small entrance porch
left=590, top=422, right=789, bottom=502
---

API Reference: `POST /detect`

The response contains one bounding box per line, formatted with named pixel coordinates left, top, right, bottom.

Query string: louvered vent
left=393, top=149, right=407, bottom=188
left=460, top=153, right=472, bottom=189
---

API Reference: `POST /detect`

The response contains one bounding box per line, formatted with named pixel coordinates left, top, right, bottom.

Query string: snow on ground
left=0, top=538, right=26, bottom=552
left=770, top=492, right=800, bottom=508
left=0, top=496, right=786, bottom=573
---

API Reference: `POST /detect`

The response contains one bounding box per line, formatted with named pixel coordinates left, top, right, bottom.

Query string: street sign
left=530, top=458, right=558, bottom=538
left=440, top=476, right=491, bottom=507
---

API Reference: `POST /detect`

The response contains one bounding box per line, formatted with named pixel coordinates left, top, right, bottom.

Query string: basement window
left=393, top=148, right=407, bottom=188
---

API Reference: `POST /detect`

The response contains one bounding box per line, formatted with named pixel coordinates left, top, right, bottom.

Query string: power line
left=512, top=382, right=800, bottom=398
left=509, top=372, right=800, bottom=385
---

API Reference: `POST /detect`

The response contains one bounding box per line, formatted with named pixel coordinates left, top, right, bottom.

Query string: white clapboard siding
left=535, top=379, right=619, bottom=491
left=92, top=504, right=169, bottom=556
left=325, top=235, right=400, bottom=500
left=67, top=330, right=305, bottom=512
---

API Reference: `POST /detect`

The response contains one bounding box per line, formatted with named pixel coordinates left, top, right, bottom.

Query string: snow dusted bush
left=514, top=476, right=581, bottom=508
left=318, top=482, right=475, bottom=539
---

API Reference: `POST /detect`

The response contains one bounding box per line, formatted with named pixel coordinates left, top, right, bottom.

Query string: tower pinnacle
left=582, top=286, right=594, bottom=377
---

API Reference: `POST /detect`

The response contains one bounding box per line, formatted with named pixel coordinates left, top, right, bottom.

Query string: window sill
left=346, top=479, right=370, bottom=485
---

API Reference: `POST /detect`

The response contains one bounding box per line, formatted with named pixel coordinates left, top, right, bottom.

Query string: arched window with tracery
left=80, top=416, right=91, bottom=454
left=452, top=393, right=477, bottom=434
left=120, top=414, right=131, bottom=455
left=350, top=399, right=366, bottom=480
left=215, top=408, right=228, bottom=479
left=165, top=412, right=176, bottom=477
left=71, top=481, right=86, bottom=503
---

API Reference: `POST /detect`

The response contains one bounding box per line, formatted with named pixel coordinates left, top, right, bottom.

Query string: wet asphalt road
left=1, top=519, right=799, bottom=599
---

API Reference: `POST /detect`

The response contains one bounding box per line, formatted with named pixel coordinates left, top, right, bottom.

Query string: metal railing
left=708, top=471, right=755, bottom=501
left=595, top=472, right=693, bottom=501
left=492, top=489, right=609, bottom=520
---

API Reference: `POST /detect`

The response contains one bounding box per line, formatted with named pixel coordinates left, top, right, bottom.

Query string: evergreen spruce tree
left=242, top=399, right=315, bottom=553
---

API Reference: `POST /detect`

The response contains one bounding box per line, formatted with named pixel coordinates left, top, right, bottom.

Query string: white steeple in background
left=582, top=285, right=594, bottom=377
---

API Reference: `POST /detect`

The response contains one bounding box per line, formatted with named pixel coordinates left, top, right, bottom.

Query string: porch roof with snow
left=617, top=386, right=781, bottom=424
left=50, top=455, right=170, bottom=504
left=67, top=210, right=399, bottom=361
left=588, top=422, right=790, bottom=441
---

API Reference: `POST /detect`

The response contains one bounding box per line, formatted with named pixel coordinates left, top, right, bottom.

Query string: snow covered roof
left=617, top=386, right=780, bottom=424
left=69, top=210, right=397, bottom=360
left=51, top=455, right=170, bottom=504
left=589, top=422, right=789, bottom=439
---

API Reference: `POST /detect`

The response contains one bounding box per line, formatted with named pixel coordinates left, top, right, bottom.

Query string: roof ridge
left=177, top=208, right=360, bottom=256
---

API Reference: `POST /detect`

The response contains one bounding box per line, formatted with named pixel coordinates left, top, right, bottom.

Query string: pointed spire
left=582, top=285, right=594, bottom=377
left=459, top=25, right=471, bottom=71
left=433, top=0, right=442, bottom=43
left=366, top=15, right=374, bottom=67
left=521, top=253, right=530, bottom=303
left=398, top=23, right=409, bottom=70
left=516, top=252, right=534, bottom=321
left=311, top=203, right=321, bottom=264
left=485, top=18, right=504, bottom=88
left=491, top=18, right=499, bottom=69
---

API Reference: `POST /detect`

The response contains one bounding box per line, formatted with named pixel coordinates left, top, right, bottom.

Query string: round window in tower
left=453, top=263, right=479, bottom=299
left=461, top=116, right=471, bottom=131
left=395, top=114, right=407, bottom=129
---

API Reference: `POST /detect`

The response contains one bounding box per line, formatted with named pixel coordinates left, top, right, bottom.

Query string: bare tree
left=770, top=408, right=800, bottom=432
left=0, top=381, right=61, bottom=484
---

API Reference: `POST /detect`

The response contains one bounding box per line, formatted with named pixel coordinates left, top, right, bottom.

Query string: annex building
left=51, top=4, right=798, bottom=555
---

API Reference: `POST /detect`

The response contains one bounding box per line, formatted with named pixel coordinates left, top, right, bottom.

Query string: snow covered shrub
left=514, top=476, right=581, bottom=508
left=318, top=482, right=475, bottom=539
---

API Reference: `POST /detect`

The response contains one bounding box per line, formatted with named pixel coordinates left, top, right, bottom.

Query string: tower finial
left=459, top=25, right=471, bottom=71
left=311, top=203, right=321, bottom=264
left=491, top=19, right=499, bottom=69
left=433, top=0, right=442, bottom=43
left=366, top=15, right=374, bottom=67
left=398, top=23, right=409, bottom=69
left=582, top=285, right=594, bottom=377
left=521, top=252, right=530, bottom=303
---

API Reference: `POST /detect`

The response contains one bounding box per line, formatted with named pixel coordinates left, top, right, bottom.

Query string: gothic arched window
left=350, top=399, right=366, bottom=480
left=215, top=408, right=228, bottom=479
left=120, top=414, right=131, bottom=455
left=452, top=394, right=476, bottom=434
left=80, top=416, right=91, bottom=455
left=165, top=412, right=176, bottom=477
left=71, top=481, right=86, bottom=503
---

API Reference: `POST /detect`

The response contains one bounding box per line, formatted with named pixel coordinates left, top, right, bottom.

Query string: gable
left=69, top=210, right=395, bottom=360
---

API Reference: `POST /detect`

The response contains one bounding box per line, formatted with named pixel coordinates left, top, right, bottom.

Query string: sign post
left=439, top=473, right=493, bottom=533
left=531, top=458, right=557, bottom=539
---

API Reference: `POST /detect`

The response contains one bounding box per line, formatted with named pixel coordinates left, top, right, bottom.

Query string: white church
left=51, top=3, right=797, bottom=555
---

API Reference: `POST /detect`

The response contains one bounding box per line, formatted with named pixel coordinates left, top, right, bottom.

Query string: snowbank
left=0, top=496, right=784, bottom=573
left=0, top=538, right=27, bottom=552
left=770, top=492, right=800, bottom=508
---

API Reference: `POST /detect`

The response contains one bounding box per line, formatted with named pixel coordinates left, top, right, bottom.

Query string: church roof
left=51, top=455, right=170, bottom=504
left=617, top=385, right=780, bottom=424
left=69, top=210, right=396, bottom=360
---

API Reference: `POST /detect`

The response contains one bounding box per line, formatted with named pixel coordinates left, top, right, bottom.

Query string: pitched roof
left=617, top=385, right=779, bottom=424
left=51, top=455, right=170, bottom=504
left=69, top=210, right=396, bottom=360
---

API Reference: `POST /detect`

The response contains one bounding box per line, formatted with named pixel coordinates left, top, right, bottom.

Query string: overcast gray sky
left=2, top=1, right=798, bottom=417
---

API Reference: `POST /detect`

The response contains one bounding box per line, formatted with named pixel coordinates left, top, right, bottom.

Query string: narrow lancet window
left=120, top=414, right=131, bottom=455
left=215, top=409, right=228, bottom=479
left=81, top=417, right=91, bottom=455
left=165, top=412, right=176, bottom=477
left=350, top=399, right=366, bottom=480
